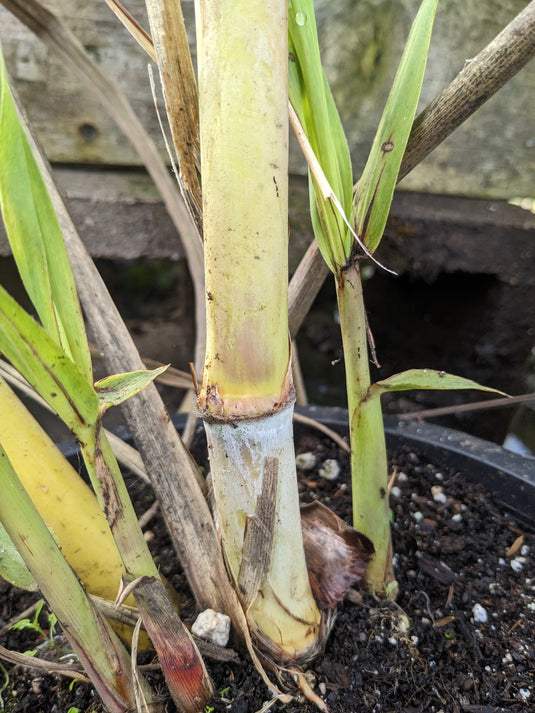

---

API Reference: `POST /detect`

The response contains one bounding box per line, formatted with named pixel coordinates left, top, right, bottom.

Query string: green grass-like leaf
left=0, top=520, right=38, bottom=590
left=368, top=368, right=508, bottom=398
left=0, top=283, right=99, bottom=439
left=289, top=0, right=353, bottom=273
left=94, top=365, right=169, bottom=412
left=0, top=45, right=92, bottom=383
left=353, top=0, right=438, bottom=253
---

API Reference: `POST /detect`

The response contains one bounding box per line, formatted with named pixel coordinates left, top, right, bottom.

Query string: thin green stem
left=335, top=260, right=396, bottom=596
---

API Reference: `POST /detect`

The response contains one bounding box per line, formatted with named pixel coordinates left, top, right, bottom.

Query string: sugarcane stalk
left=195, top=0, right=321, bottom=661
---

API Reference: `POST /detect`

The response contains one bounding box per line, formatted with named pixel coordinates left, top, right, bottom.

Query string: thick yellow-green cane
left=196, top=0, right=321, bottom=662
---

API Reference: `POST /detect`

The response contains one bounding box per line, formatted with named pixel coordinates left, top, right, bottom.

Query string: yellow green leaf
left=368, top=368, right=508, bottom=399
left=94, top=366, right=169, bottom=412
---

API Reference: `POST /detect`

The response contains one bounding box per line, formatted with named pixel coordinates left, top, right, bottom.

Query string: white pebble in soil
left=191, top=608, right=231, bottom=647
left=319, top=458, right=340, bottom=480
left=390, top=486, right=402, bottom=499
left=295, top=452, right=317, bottom=471
left=472, top=603, right=488, bottom=623
left=431, top=485, right=447, bottom=503
left=510, top=556, right=527, bottom=572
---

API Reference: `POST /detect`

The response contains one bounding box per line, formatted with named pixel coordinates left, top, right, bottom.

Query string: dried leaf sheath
left=132, top=576, right=213, bottom=711
left=144, top=0, right=202, bottom=234
left=301, top=501, right=374, bottom=609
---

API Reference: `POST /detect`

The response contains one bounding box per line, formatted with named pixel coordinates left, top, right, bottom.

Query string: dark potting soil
left=0, top=426, right=533, bottom=713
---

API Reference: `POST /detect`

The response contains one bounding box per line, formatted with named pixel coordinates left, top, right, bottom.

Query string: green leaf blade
left=94, top=366, right=169, bottom=411
left=0, top=46, right=92, bottom=382
left=0, top=519, right=38, bottom=590
left=369, top=368, right=508, bottom=398
left=353, top=0, right=438, bottom=253
left=0, top=283, right=99, bottom=438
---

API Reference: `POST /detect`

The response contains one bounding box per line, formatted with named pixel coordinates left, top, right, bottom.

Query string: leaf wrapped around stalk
left=203, top=408, right=323, bottom=664
left=288, top=0, right=353, bottom=274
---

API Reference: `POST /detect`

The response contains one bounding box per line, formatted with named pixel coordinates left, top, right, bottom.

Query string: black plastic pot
left=296, top=405, right=535, bottom=530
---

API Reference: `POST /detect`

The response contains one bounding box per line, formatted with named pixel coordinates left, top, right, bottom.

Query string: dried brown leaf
left=301, top=501, right=374, bottom=609
left=433, top=615, right=456, bottom=628
left=506, top=534, right=524, bottom=557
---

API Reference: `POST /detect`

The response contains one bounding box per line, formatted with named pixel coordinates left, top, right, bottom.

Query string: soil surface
left=0, top=424, right=533, bottom=713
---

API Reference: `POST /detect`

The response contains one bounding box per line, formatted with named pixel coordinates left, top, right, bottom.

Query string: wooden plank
left=0, top=0, right=194, bottom=165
